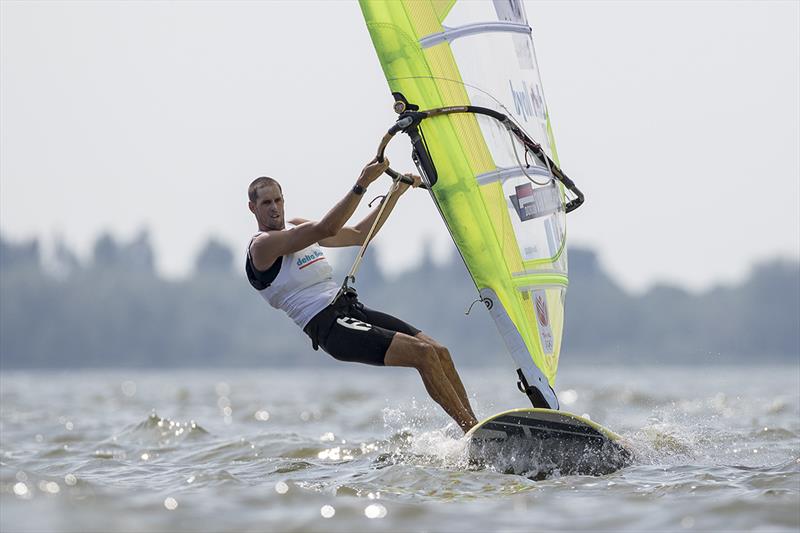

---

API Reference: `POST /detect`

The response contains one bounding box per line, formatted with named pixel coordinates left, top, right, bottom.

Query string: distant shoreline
left=2, top=233, right=798, bottom=369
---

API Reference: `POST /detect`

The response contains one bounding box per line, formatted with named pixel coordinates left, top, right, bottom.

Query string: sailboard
left=358, top=0, right=631, bottom=474
left=466, top=409, right=631, bottom=477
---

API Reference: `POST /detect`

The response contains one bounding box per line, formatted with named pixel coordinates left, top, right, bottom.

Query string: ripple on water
left=271, top=461, right=315, bottom=474
left=174, top=439, right=260, bottom=464
left=115, top=412, right=209, bottom=448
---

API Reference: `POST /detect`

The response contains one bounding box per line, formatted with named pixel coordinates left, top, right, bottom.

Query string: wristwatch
left=352, top=184, right=366, bottom=195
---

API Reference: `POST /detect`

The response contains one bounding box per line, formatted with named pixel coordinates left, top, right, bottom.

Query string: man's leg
left=414, top=332, right=477, bottom=421
left=384, top=333, right=478, bottom=432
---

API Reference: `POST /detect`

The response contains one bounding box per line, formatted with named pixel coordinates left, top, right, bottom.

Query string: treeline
left=0, top=231, right=797, bottom=369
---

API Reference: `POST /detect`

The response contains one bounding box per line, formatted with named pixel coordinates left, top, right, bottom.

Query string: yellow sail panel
left=360, top=0, right=568, bottom=409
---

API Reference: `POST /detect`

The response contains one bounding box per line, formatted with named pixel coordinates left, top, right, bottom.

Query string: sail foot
left=480, top=288, right=559, bottom=410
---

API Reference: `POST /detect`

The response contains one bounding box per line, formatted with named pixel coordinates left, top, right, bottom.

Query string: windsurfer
left=245, top=158, right=478, bottom=432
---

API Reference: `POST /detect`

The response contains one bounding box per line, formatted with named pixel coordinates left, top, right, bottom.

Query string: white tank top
left=247, top=231, right=339, bottom=329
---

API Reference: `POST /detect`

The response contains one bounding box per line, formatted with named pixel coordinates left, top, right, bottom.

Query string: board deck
left=466, top=408, right=632, bottom=477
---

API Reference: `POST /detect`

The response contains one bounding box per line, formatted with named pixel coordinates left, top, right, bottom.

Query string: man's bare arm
left=287, top=218, right=361, bottom=248
left=250, top=159, right=389, bottom=269
left=304, top=174, right=421, bottom=248
left=352, top=174, right=421, bottom=245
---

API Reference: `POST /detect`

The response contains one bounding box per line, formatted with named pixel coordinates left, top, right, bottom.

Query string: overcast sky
left=1, top=1, right=798, bottom=292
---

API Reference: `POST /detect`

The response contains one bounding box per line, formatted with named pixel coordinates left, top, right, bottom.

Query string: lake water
left=1, top=364, right=798, bottom=532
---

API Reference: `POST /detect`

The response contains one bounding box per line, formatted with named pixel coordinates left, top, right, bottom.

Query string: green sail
left=360, top=0, right=568, bottom=408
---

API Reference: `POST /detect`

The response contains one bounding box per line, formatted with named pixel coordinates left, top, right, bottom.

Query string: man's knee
left=436, top=345, right=453, bottom=364
left=415, top=334, right=451, bottom=360
left=410, top=340, right=440, bottom=372
left=426, top=341, right=453, bottom=367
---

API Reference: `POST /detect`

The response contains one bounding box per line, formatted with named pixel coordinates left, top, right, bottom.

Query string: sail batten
left=419, top=21, right=531, bottom=49
left=476, top=166, right=552, bottom=186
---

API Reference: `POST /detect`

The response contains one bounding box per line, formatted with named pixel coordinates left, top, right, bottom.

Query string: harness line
left=337, top=176, right=403, bottom=299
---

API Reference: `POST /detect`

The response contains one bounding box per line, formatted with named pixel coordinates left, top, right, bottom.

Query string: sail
left=360, top=0, right=569, bottom=409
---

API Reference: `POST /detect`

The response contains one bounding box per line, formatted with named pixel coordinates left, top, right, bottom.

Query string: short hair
left=248, top=176, right=282, bottom=202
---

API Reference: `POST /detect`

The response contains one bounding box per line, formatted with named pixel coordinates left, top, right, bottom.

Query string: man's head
left=248, top=176, right=285, bottom=231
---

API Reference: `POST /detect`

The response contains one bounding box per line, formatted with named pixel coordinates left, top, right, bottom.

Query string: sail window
left=492, top=174, right=565, bottom=266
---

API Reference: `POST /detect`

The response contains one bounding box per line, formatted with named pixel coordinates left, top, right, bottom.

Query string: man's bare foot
left=460, top=417, right=479, bottom=433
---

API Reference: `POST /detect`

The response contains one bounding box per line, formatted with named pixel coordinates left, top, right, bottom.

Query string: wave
left=110, top=411, right=209, bottom=448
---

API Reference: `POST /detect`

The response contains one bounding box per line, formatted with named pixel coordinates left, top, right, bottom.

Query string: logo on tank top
left=297, top=249, right=325, bottom=270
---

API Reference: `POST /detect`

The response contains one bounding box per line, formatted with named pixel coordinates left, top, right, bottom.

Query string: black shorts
left=303, top=289, right=421, bottom=366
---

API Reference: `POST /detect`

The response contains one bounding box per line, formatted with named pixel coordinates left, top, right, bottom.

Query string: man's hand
left=398, top=173, right=422, bottom=192
left=357, top=157, right=390, bottom=187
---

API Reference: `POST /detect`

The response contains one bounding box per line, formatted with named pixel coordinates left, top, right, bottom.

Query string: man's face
left=249, top=184, right=285, bottom=230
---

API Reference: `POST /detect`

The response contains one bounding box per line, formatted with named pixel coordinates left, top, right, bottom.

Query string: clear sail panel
left=503, top=177, right=566, bottom=272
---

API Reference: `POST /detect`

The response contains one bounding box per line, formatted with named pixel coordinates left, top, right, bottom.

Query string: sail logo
left=535, top=293, right=550, bottom=327
left=509, top=80, right=545, bottom=122
left=533, top=289, right=555, bottom=354
left=297, top=249, right=325, bottom=270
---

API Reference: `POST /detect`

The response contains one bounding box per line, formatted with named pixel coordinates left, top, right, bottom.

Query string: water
left=1, top=364, right=798, bottom=532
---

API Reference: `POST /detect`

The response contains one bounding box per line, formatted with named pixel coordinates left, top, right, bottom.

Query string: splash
left=618, top=390, right=799, bottom=470
left=366, top=402, right=470, bottom=469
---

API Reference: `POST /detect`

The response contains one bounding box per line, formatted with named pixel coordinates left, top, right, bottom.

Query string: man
left=246, top=158, right=478, bottom=432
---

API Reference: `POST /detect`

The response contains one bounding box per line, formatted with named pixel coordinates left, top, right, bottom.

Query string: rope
left=368, top=195, right=386, bottom=208
left=338, top=178, right=403, bottom=295
left=465, top=297, right=492, bottom=315
left=507, top=124, right=551, bottom=186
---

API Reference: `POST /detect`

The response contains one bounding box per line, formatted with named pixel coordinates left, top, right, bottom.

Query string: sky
left=1, top=1, right=798, bottom=292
